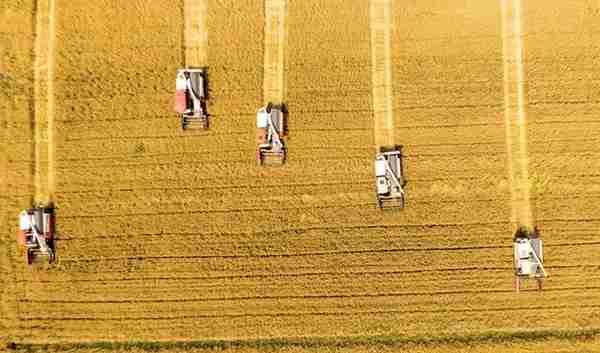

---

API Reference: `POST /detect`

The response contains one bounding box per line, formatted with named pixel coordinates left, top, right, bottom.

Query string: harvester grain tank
left=174, top=68, right=208, bottom=130
left=17, top=206, right=56, bottom=265
left=375, top=145, right=405, bottom=209
left=513, top=226, right=546, bottom=291
left=256, top=102, right=286, bottom=165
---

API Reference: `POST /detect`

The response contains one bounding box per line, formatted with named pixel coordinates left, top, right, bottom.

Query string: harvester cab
left=375, top=145, right=405, bottom=209
left=513, top=226, right=546, bottom=292
left=174, top=68, right=208, bottom=130
left=256, top=102, right=286, bottom=166
left=17, top=206, right=56, bottom=265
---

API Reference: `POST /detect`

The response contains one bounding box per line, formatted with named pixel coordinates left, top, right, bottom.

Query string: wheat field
left=1, top=0, right=600, bottom=352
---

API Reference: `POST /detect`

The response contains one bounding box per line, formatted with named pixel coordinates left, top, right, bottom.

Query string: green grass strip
left=6, top=328, right=600, bottom=352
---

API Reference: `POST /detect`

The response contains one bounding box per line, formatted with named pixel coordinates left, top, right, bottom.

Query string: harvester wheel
left=537, top=278, right=543, bottom=291
left=515, top=276, right=520, bottom=292
left=26, top=251, right=32, bottom=265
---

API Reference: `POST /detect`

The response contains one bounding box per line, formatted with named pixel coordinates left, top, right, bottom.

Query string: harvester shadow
left=196, top=66, right=212, bottom=124
left=282, top=102, right=289, bottom=138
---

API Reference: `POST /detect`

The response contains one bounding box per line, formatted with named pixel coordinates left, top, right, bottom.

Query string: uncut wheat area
left=1, top=0, right=600, bottom=352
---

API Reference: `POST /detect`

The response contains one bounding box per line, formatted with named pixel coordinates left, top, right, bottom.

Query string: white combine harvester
left=513, top=226, right=547, bottom=292
left=375, top=145, right=405, bottom=209
left=17, top=206, right=55, bottom=265
left=256, top=102, right=286, bottom=165
left=174, top=68, right=208, bottom=130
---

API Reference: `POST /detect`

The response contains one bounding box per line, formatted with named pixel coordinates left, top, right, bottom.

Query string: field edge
left=5, top=327, right=600, bottom=352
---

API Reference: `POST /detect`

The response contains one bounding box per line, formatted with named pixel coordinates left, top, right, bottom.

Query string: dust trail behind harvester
left=263, top=0, right=287, bottom=104
left=501, top=0, right=533, bottom=230
left=184, top=0, right=208, bottom=67
left=32, top=0, right=56, bottom=204
left=370, top=0, right=395, bottom=150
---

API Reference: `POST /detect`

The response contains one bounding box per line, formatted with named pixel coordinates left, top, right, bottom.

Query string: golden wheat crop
left=2, top=0, right=600, bottom=351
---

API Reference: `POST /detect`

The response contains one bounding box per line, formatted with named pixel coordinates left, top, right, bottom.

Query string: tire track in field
left=55, top=242, right=600, bottom=263
left=59, top=221, right=509, bottom=239
left=55, top=244, right=513, bottom=263
left=183, top=0, right=208, bottom=67
left=17, top=285, right=600, bottom=305
left=263, top=0, right=286, bottom=104
left=369, top=0, right=395, bottom=149
left=58, top=203, right=371, bottom=219
left=56, top=181, right=371, bottom=195
left=61, top=220, right=513, bottom=235
left=18, top=264, right=599, bottom=284
left=501, top=0, right=533, bottom=229
left=17, top=267, right=509, bottom=283
left=19, top=303, right=600, bottom=321
left=32, top=0, right=56, bottom=204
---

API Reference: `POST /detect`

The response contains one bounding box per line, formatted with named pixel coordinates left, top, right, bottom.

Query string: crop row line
left=54, top=244, right=520, bottom=263
left=17, top=285, right=600, bottom=305
left=45, top=181, right=371, bottom=195
left=58, top=203, right=373, bottom=219
left=15, top=266, right=509, bottom=283
left=18, top=303, right=600, bottom=321
left=58, top=221, right=510, bottom=238
left=51, top=243, right=600, bottom=264
left=58, top=227, right=510, bottom=241
left=23, top=264, right=598, bottom=283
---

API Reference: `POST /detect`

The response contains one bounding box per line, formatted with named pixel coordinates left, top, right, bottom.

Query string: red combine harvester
left=18, top=206, right=55, bottom=265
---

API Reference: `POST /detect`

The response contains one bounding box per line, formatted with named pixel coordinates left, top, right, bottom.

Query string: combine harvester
left=374, top=145, right=405, bottom=209
left=17, top=206, right=56, bottom=265
left=174, top=69, right=208, bottom=130
left=256, top=102, right=287, bottom=166
left=513, top=226, right=547, bottom=291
